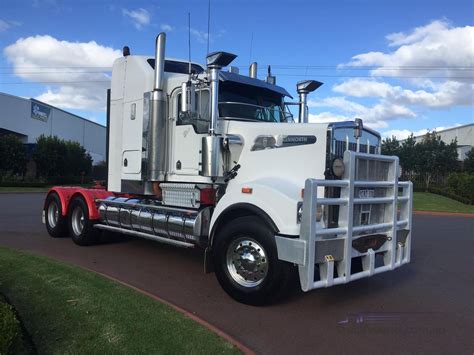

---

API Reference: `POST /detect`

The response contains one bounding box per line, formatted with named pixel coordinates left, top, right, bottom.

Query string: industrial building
left=413, top=123, right=474, bottom=160
left=0, top=92, right=106, bottom=163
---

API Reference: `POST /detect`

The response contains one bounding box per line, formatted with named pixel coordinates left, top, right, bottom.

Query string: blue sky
left=1, top=0, right=473, bottom=138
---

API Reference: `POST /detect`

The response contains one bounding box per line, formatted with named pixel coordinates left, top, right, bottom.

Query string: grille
left=355, top=158, right=390, bottom=181
left=326, top=125, right=382, bottom=228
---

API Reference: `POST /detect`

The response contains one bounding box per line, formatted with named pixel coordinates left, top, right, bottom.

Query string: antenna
left=188, top=12, right=191, bottom=75
left=249, top=32, right=254, bottom=65
left=206, top=0, right=211, bottom=54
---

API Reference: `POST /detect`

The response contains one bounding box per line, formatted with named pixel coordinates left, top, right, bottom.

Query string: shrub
left=446, top=173, right=474, bottom=204
left=0, top=300, right=21, bottom=354
left=0, top=135, right=27, bottom=176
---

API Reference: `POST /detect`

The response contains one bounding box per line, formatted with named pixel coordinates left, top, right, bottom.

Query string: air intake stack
left=296, top=80, right=323, bottom=123
left=200, top=51, right=237, bottom=179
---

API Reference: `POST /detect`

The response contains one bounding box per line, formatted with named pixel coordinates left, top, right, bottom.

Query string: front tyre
left=213, top=216, right=293, bottom=306
left=45, top=192, right=67, bottom=238
left=68, top=196, right=100, bottom=246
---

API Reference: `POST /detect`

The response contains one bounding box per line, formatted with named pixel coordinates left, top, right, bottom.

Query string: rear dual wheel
left=45, top=192, right=68, bottom=238
left=68, top=197, right=101, bottom=246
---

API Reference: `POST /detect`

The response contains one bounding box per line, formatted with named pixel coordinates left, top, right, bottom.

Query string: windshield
left=218, top=81, right=291, bottom=122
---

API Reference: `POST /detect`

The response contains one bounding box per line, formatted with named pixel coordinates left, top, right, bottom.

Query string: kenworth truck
left=43, top=33, right=413, bottom=305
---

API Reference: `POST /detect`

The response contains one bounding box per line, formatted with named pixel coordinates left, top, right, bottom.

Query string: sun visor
left=218, top=71, right=293, bottom=98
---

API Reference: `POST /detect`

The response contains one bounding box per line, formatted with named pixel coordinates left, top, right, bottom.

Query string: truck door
left=171, top=89, right=210, bottom=176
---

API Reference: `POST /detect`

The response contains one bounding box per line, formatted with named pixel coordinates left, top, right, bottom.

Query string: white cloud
left=122, top=8, right=150, bottom=29
left=190, top=28, right=209, bottom=43
left=0, top=19, right=21, bottom=32
left=333, top=79, right=474, bottom=108
left=4, top=35, right=121, bottom=111
left=341, top=20, right=474, bottom=82
left=310, top=20, right=474, bottom=130
left=190, top=28, right=225, bottom=44
left=0, top=20, right=11, bottom=32
left=386, top=20, right=449, bottom=47
left=160, top=24, right=173, bottom=32
left=382, top=124, right=462, bottom=139
left=308, top=96, right=415, bottom=129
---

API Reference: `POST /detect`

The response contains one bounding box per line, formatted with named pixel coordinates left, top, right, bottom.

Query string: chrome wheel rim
left=226, top=237, right=269, bottom=287
left=71, top=206, right=85, bottom=236
left=47, top=201, right=59, bottom=228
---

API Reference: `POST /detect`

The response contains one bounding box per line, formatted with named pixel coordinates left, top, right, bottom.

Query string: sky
left=0, top=0, right=473, bottom=138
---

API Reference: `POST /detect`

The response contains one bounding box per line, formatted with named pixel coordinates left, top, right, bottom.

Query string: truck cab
left=43, top=33, right=413, bottom=305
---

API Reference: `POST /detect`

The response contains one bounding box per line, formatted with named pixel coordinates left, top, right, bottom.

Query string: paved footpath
left=0, top=193, right=473, bottom=354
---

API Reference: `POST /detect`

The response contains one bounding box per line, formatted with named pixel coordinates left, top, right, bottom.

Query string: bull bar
left=275, top=150, right=413, bottom=292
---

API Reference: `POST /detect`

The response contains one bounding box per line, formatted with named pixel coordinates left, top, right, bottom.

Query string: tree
left=64, top=141, right=92, bottom=176
left=33, top=135, right=92, bottom=181
left=34, top=135, right=67, bottom=178
left=464, top=148, right=474, bottom=173
left=0, top=134, right=27, bottom=176
left=381, top=136, right=400, bottom=156
left=398, top=134, right=417, bottom=176
left=416, top=131, right=458, bottom=188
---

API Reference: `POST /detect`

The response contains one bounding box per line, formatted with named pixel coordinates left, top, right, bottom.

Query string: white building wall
left=0, top=92, right=106, bottom=163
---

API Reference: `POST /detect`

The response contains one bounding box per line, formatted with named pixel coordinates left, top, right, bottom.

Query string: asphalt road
left=0, top=193, right=473, bottom=354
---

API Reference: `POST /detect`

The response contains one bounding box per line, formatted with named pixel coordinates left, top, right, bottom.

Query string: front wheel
left=213, top=216, right=294, bottom=306
left=68, top=196, right=100, bottom=246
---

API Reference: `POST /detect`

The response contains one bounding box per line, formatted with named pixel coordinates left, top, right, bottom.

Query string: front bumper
left=275, top=150, right=413, bottom=292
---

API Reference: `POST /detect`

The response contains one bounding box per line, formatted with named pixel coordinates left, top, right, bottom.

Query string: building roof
left=413, top=123, right=474, bottom=138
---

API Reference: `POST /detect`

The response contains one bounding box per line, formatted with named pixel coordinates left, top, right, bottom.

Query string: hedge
left=412, top=173, right=474, bottom=205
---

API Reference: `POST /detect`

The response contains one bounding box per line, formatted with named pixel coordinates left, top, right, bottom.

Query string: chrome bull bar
left=276, top=150, right=413, bottom=292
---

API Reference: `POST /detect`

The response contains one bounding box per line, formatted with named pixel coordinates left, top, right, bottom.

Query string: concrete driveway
left=0, top=193, right=472, bottom=354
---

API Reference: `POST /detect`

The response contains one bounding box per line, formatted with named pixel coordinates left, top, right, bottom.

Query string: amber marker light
left=241, top=187, right=253, bottom=194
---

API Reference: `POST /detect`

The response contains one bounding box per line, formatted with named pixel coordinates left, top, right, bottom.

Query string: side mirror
left=181, top=81, right=196, bottom=114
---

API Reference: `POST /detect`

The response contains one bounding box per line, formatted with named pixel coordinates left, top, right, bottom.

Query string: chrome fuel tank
left=97, top=197, right=211, bottom=246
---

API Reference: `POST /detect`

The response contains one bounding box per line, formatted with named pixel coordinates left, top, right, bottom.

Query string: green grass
left=413, top=192, right=474, bottom=214
left=0, top=247, right=240, bottom=354
left=0, top=187, right=49, bottom=193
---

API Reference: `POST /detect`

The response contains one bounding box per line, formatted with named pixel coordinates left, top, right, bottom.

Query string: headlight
left=297, top=202, right=322, bottom=223
left=331, top=158, right=345, bottom=177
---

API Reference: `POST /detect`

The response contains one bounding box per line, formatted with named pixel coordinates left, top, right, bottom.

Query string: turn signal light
left=241, top=187, right=253, bottom=194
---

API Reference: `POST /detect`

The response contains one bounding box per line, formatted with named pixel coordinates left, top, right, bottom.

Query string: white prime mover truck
left=43, top=33, right=413, bottom=305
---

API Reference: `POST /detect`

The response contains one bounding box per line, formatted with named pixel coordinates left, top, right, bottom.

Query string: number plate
left=359, top=189, right=375, bottom=198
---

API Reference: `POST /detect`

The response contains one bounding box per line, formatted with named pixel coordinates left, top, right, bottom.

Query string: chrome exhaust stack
left=249, top=62, right=258, bottom=78
left=296, top=80, right=323, bottom=123
left=201, top=51, right=237, bottom=179
left=148, top=32, right=167, bottom=182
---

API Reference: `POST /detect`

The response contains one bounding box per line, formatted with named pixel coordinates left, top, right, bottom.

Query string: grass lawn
left=0, top=247, right=240, bottom=354
left=413, top=192, right=474, bottom=214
